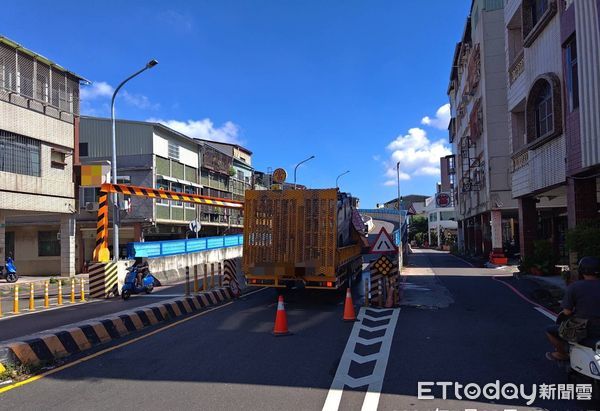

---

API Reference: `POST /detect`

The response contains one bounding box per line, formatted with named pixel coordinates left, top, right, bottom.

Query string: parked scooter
left=121, top=261, right=155, bottom=300
left=0, top=257, right=18, bottom=283
left=556, top=312, right=600, bottom=400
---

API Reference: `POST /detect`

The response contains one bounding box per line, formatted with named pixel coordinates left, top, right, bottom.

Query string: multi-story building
left=78, top=117, right=251, bottom=266
left=559, top=0, right=600, bottom=241
left=448, top=1, right=518, bottom=259
left=199, top=140, right=253, bottom=230
left=504, top=0, right=569, bottom=261
left=78, top=117, right=204, bottom=262
left=0, top=36, right=85, bottom=276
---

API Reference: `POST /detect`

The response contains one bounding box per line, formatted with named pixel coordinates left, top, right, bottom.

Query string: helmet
left=578, top=256, right=600, bottom=277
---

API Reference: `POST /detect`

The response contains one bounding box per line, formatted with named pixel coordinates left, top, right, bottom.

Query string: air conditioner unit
left=85, top=202, right=99, bottom=212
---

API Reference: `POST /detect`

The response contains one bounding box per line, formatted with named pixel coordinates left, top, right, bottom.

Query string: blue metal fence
left=127, top=234, right=244, bottom=258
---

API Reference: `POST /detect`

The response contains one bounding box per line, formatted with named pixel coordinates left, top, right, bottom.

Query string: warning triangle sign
left=369, top=227, right=398, bottom=254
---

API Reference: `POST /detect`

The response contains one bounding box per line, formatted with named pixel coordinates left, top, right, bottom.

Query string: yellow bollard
left=203, top=263, right=208, bottom=291
left=29, top=283, right=35, bottom=311
left=80, top=278, right=85, bottom=302
left=70, top=278, right=75, bottom=303
left=193, top=265, right=199, bottom=293
left=57, top=280, right=63, bottom=305
left=44, top=281, right=49, bottom=308
left=211, top=263, right=215, bottom=289
left=13, top=285, right=19, bottom=314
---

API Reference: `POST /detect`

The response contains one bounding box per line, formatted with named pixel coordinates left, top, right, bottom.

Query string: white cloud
left=421, top=103, right=451, bottom=130
left=147, top=118, right=242, bottom=144
left=80, top=81, right=114, bottom=100
left=80, top=80, right=157, bottom=114
left=381, top=127, right=451, bottom=182
left=122, top=91, right=159, bottom=110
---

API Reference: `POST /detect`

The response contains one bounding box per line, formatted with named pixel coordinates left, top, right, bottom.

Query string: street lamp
left=397, top=161, right=403, bottom=264
left=110, top=59, right=158, bottom=261
left=336, top=170, right=350, bottom=188
left=293, top=155, right=315, bottom=189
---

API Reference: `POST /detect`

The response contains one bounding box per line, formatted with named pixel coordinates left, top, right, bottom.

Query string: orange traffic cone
left=343, top=288, right=357, bottom=321
left=273, top=295, right=290, bottom=336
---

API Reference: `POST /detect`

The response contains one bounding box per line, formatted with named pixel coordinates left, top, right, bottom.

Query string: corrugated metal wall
left=79, top=117, right=153, bottom=158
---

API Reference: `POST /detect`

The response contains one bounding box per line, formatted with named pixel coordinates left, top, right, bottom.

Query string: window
left=532, top=0, right=548, bottom=26
left=566, top=38, right=579, bottom=112
left=171, top=182, right=183, bottom=207
left=168, top=141, right=180, bottom=161
left=535, top=84, right=553, bottom=138
left=184, top=186, right=196, bottom=208
left=79, top=142, right=89, bottom=157
left=156, top=178, right=169, bottom=205
left=237, top=170, right=244, bottom=180
left=38, top=231, right=60, bottom=257
left=50, top=148, right=67, bottom=169
left=0, top=130, right=41, bottom=177
left=526, top=75, right=562, bottom=144
left=80, top=187, right=100, bottom=209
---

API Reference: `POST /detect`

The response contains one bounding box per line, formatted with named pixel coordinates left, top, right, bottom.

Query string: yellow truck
left=243, top=188, right=365, bottom=290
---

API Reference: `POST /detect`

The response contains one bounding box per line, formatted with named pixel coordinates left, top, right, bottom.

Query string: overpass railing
left=127, top=234, right=244, bottom=259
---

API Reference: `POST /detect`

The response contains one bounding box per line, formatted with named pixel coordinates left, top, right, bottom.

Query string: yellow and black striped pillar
left=88, top=262, right=119, bottom=299
left=93, top=193, right=110, bottom=262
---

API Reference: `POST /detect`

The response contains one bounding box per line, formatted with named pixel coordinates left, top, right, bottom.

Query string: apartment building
left=199, top=140, right=253, bottom=225
left=447, top=0, right=518, bottom=259
left=78, top=117, right=251, bottom=266
left=0, top=36, right=85, bottom=276
left=504, top=0, right=570, bottom=261
left=559, top=0, right=600, bottom=235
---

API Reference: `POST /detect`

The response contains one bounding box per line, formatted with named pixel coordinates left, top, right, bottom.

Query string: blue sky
left=2, top=0, right=470, bottom=207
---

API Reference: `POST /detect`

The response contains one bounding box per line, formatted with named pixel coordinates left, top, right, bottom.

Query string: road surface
left=0, top=250, right=588, bottom=410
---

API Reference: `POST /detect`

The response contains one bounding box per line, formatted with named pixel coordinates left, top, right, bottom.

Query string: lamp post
left=293, top=155, right=315, bottom=189
left=336, top=170, right=350, bottom=188
left=110, top=59, right=158, bottom=261
left=397, top=161, right=403, bottom=265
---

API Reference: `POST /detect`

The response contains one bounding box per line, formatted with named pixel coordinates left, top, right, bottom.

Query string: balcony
left=508, top=50, right=524, bottom=85
left=511, top=135, right=566, bottom=197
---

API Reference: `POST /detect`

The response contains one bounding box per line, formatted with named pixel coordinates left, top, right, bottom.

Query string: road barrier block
left=89, top=262, right=118, bottom=298
left=0, top=286, right=236, bottom=369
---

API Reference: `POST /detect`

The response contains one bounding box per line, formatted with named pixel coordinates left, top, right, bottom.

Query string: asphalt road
left=0, top=250, right=594, bottom=410
left=0, top=281, right=198, bottom=342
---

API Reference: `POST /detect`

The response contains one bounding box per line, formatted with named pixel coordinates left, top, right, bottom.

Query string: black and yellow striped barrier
left=88, top=263, right=118, bottom=299
left=93, top=183, right=244, bottom=262
left=0, top=287, right=235, bottom=368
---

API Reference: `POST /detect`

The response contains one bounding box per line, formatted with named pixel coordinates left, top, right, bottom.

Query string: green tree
left=408, top=215, right=428, bottom=245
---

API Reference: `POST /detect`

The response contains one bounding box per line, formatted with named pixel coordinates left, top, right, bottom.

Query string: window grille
left=168, top=141, right=180, bottom=161
left=0, top=130, right=41, bottom=176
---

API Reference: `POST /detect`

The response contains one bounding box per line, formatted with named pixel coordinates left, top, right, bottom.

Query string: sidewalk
left=0, top=275, right=90, bottom=319
left=0, top=280, right=196, bottom=343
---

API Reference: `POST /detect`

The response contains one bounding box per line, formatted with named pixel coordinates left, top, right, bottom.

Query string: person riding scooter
left=135, top=260, right=149, bottom=287
left=545, top=256, right=600, bottom=361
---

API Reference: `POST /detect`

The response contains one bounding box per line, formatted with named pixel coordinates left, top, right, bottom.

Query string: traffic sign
left=369, top=227, right=398, bottom=254
left=272, top=168, right=287, bottom=184
left=189, top=220, right=201, bottom=233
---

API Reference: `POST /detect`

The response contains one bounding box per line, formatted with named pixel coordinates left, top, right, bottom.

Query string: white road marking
left=322, top=307, right=400, bottom=411
left=534, top=306, right=557, bottom=322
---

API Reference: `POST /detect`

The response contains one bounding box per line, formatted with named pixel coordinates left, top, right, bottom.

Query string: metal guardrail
left=127, top=234, right=244, bottom=259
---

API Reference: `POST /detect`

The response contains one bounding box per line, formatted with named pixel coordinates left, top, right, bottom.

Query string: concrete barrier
left=146, top=246, right=243, bottom=285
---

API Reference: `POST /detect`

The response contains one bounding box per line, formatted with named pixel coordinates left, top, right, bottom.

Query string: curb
left=0, top=287, right=235, bottom=370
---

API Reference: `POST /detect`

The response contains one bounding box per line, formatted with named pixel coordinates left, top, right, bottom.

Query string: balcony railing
left=512, top=150, right=529, bottom=171
left=508, top=50, right=524, bottom=85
